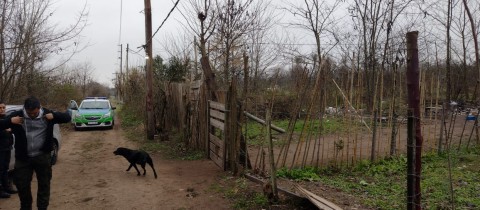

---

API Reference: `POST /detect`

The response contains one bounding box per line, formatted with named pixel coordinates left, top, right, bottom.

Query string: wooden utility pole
left=193, top=36, right=198, bottom=79
left=124, top=43, right=129, bottom=101
left=119, top=44, right=123, bottom=101
left=126, top=44, right=129, bottom=80
left=144, top=0, right=155, bottom=140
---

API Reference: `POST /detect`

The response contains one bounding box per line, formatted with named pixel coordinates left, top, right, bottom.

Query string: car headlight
left=74, top=113, right=81, bottom=118
left=103, top=112, right=111, bottom=118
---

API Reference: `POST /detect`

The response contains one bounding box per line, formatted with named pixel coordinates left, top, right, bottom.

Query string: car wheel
left=51, top=141, right=59, bottom=165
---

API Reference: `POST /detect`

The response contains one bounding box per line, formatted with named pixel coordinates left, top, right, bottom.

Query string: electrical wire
left=141, top=0, right=181, bottom=49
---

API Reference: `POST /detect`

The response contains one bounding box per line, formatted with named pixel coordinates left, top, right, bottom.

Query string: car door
left=68, top=100, right=78, bottom=123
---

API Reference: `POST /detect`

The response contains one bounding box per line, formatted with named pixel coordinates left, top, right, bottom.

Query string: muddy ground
left=0, top=115, right=380, bottom=210
left=0, top=119, right=234, bottom=210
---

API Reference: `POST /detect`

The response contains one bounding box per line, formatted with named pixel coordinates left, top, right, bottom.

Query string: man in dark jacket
left=0, top=100, right=16, bottom=198
left=0, top=96, right=71, bottom=210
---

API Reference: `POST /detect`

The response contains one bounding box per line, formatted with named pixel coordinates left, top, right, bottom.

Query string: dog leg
left=150, top=165, right=157, bottom=179
left=147, top=159, right=158, bottom=179
left=132, top=164, right=141, bottom=176
left=140, top=163, right=147, bottom=176
left=126, top=164, right=133, bottom=171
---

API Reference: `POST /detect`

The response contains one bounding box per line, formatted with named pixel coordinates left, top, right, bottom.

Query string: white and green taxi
left=70, top=97, right=116, bottom=130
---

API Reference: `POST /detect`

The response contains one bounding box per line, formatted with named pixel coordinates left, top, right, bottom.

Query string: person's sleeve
left=0, top=117, right=12, bottom=130
left=53, top=111, right=71, bottom=124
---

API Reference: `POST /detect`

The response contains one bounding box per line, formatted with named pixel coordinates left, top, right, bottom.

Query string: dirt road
left=0, top=121, right=231, bottom=210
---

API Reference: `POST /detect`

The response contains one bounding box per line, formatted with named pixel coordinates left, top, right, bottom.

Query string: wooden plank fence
left=208, top=100, right=227, bottom=170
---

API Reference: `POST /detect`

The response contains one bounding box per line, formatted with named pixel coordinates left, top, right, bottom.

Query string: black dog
left=113, top=147, right=158, bottom=179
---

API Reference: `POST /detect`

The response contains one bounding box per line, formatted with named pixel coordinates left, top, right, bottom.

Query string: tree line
left=0, top=0, right=109, bottom=107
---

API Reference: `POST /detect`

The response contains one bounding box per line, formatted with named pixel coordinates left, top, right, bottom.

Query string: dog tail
left=147, top=157, right=158, bottom=179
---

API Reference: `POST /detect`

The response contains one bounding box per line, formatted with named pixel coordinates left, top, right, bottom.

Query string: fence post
left=266, top=102, right=278, bottom=200
left=226, top=78, right=240, bottom=174
left=407, top=110, right=415, bottom=210
left=406, top=31, right=423, bottom=210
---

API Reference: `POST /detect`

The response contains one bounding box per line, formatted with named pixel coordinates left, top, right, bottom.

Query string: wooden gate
left=208, top=100, right=226, bottom=170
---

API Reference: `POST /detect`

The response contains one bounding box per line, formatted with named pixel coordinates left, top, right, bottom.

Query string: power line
left=140, top=0, right=181, bottom=49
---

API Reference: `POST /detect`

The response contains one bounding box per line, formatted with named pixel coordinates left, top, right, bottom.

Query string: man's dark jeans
left=13, top=153, right=52, bottom=210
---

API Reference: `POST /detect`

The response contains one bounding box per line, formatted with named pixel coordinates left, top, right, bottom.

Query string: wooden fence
left=208, top=101, right=226, bottom=170
left=163, top=80, right=480, bottom=174
left=165, top=80, right=240, bottom=172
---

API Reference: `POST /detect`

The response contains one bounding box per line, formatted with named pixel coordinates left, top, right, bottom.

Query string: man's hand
left=11, top=116, right=23, bottom=125
left=44, top=113, right=54, bottom=120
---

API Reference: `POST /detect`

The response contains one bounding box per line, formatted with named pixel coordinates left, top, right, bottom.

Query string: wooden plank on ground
left=210, top=118, right=225, bottom=130
left=244, top=174, right=303, bottom=199
left=210, top=109, right=225, bottom=121
left=294, top=183, right=343, bottom=210
left=209, top=101, right=226, bottom=111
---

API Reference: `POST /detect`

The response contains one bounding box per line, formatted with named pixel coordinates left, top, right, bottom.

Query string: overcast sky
left=47, top=0, right=353, bottom=88
left=50, top=0, right=183, bottom=87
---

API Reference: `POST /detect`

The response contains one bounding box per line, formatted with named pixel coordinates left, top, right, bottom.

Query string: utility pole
left=193, top=36, right=198, bottom=79
left=119, top=44, right=123, bottom=101
left=144, top=0, right=155, bottom=140
left=126, top=44, right=129, bottom=79
left=124, top=43, right=129, bottom=101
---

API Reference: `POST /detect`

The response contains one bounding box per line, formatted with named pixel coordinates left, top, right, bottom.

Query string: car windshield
left=79, top=101, right=110, bottom=109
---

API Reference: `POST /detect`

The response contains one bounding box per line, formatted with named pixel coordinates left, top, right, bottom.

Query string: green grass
left=212, top=177, right=269, bottom=210
left=277, top=147, right=480, bottom=209
left=277, top=167, right=321, bottom=182
left=243, top=117, right=348, bottom=146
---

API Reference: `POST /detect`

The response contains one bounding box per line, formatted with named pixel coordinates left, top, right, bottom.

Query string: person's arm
left=45, top=111, right=71, bottom=124
left=0, top=118, right=10, bottom=130
left=0, top=115, right=22, bottom=129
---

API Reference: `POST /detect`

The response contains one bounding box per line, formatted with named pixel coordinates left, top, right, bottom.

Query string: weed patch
left=215, top=177, right=269, bottom=210
left=244, top=118, right=351, bottom=146
left=275, top=147, right=480, bottom=209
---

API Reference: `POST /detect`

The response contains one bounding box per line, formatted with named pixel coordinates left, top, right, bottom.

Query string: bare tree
left=246, top=0, right=281, bottom=93
left=461, top=0, right=480, bottom=102
left=66, top=62, right=92, bottom=98
left=0, top=0, right=87, bottom=100
left=349, top=0, right=390, bottom=111
left=212, top=0, right=258, bottom=86
left=179, top=0, right=218, bottom=100
left=283, top=0, right=343, bottom=106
